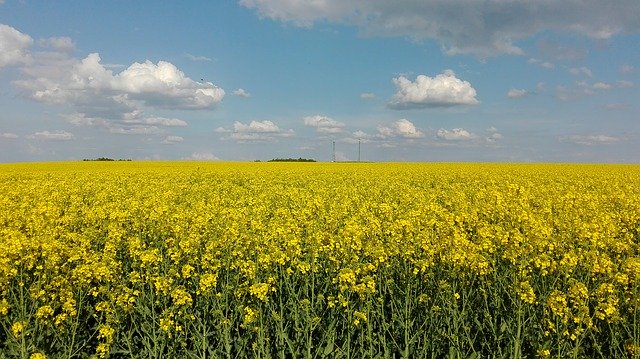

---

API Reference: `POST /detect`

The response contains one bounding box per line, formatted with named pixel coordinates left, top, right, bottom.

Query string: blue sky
left=0, top=0, right=638, bottom=162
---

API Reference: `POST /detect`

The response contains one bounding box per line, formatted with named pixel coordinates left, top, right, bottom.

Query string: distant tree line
left=267, top=158, right=316, bottom=162
left=82, top=157, right=132, bottom=161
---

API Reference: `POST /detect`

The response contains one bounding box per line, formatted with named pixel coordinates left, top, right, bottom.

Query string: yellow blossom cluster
left=0, top=161, right=639, bottom=357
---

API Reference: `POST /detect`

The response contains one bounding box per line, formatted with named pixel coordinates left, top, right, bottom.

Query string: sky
left=0, top=1, right=639, bottom=163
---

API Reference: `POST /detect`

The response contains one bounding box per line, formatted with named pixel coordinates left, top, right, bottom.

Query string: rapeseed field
left=1, top=162, right=639, bottom=358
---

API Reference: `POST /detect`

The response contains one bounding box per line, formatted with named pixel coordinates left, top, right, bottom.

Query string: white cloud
left=122, top=114, right=187, bottom=127
left=0, top=132, right=18, bottom=139
left=561, top=134, right=621, bottom=145
left=556, top=80, right=616, bottom=101
left=232, top=88, right=251, bottom=97
left=114, top=57, right=225, bottom=108
left=436, top=128, right=476, bottom=141
left=360, top=92, right=376, bottom=99
left=185, top=151, right=220, bottom=161
left=0, top=24, right=33, bottom=68
left=343, top=130, right=377, bottom=144
left=388, top=70, right=479, bottom=109
left=241, top=1, right=640, bottom=57
left=162, top=135, right=184, bottom=144
left=234, top=120, right=281, bottom=133
left=486, top=127, right=503, bottom=142
left=39, top=37, right=75, bottom=53
left=109, top=126, right=164, bottom=135
left=540, top=62, right=555, bottom=69
left=65, top=113, right=110, bottom=127
left=507, top=88, right=528, bottom=98
left=65, top=111, right=185, bottom=138
left=378, top=119, right=423, bottom=138
left=27, top=130, right=74, bottom=141
left=303, top=115, right=345, bottom=134
left=14, top=52, right=225, bottom=114
left=221, top=120, right=295, bottom=142
left=528, top=58, right=555, bottom=69
left=185, top=53, right=213, bottom=62
left=592, top=82, right=611, bottom=90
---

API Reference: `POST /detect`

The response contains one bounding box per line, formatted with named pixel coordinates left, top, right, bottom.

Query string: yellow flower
left=171, top=287, right=193, bottom=306
left=0, top=299, right=11, bottom=316
left=243, top=306, right=258, bottom=326
left=36, top=305, right=54, bottom=322
left=517, top=281, right=536, bottom=304
left=98, top=324, right=115, bottom=344
left=248, top=282, right=271, bottom=302
left=11, top=320, right=26, bottom=337
left=537, top=348, right=551, bottom=358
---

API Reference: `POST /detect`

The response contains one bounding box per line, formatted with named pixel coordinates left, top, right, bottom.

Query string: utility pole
left=332, top=141, right=336, bottom=162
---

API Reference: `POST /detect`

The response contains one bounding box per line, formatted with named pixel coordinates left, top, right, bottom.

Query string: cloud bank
left=240, top=0, right=640, bottom=57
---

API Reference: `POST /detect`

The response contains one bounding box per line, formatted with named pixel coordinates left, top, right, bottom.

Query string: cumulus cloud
left=185, top=152, right=220, bottom=161
left=436, top=128, right=476, bottom=141
left=560, top=134, right=622, bottom=145
left=507, top=88, right=529, bottom=98
left=114, top=57, right=225, bottom=108
left=26, top=130, right=74, bottom=141
left=0, top=132, right=18, bottom=139
left=360, top=92, right=376, bottom=99
left=0, top=24, right=33, bottom=68
left=219, top=120, right=295, bottom=142
left=303, top=115, right=345, bottom=134
left=241, top=1, right=640, bottom=57
left=232, top=88, right=251, bottom=97
left=14, top=52, right=225, bottom=122
left=234, top=120, right=282, bottom=133
left=388, top=70, right=479, bottom=109
left=378, top=119, right=424, bottom=138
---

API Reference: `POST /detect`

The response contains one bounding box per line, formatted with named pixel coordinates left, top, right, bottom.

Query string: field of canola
left=1, top=162, right=639, bottom=358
